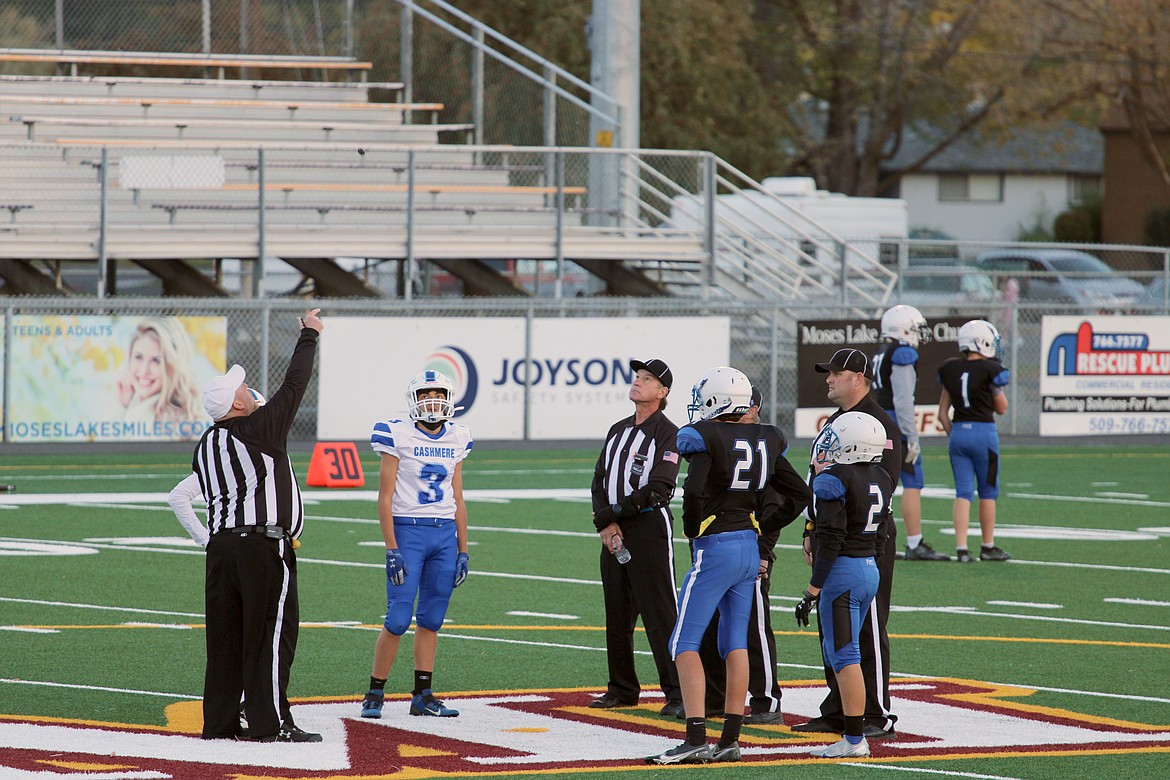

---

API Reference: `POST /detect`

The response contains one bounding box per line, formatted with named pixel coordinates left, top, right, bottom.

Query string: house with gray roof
left=880, top=123, right=1102, bottom=242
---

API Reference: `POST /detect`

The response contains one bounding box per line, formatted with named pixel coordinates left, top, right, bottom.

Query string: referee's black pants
left=599, top=507, right=682, bottom=702
left=814, top=524, right=897, bottom=730
left=202, top=531, right=299, bottom=739
left=699, top=558, right=783, bottom=715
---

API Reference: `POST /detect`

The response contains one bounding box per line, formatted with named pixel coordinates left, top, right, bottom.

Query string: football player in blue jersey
left=646, top=367, right=810, bottom=765
left=359, top=370, right=473, bottom=719
left=937, top=320, right=1011, bottom=563
left=797, top=411, right=893, bottom=759
left=873, top=304, right=949, bottom=561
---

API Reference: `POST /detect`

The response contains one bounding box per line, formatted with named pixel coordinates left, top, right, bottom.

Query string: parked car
left=975, top=249, right=1145, bottom=314
left=894, top=260, right=1000, bottom=317
left=1135, top=276, right=1170, bottom=312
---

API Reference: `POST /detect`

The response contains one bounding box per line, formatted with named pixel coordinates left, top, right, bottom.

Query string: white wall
left=900, top=173, right=1072, bottom=242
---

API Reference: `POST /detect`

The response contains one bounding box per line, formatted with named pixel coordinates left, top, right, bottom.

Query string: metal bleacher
left=0, top=42, right=898, bottom=306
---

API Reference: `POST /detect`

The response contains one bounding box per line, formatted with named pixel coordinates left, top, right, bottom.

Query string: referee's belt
left=393, top=516, right=453, bottom=526
left=220, top=525, right=290, bottom=540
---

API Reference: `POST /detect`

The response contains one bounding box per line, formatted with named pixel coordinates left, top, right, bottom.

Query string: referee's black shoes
left=241, top=723, right=323, bottom=743
left=588, top=692, right=638, bottom=709
left=659, top=698, right=685, bottom=719
left=790, top=717, right=843, bottom=734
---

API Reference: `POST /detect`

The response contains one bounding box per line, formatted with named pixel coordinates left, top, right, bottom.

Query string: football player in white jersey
left=359, top=370, right=473, bottom=719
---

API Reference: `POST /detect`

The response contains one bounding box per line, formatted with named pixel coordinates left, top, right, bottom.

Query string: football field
left=1, top=442, right=1168, bottom=779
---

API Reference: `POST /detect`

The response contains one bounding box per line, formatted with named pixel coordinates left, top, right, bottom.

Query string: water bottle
left=614, top=538, right=632, bottom=565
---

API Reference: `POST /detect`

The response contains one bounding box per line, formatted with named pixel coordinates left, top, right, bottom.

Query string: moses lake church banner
left=6, top=315, right=227, bottom=443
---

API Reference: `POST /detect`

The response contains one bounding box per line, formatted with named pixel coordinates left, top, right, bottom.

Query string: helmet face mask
left=881, top=304, right=931, bottom=348
left=687, top=366, right=753, bottom=423
left=406, top=370, right=457, bottom=424
left=957, top=319, right=1003, bottom=360
left=817, top=412, right=886, bottom=465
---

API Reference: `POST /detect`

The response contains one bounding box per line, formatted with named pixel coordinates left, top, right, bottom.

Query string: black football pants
left=599, top=507, right=682, bottom=702
left=202, top=532, right=299, bottom=739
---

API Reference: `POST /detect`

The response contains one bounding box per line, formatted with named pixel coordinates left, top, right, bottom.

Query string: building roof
left=882, top=122, right=1102, bottom=175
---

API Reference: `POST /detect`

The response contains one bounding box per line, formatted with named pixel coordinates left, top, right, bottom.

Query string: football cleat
left=410, top=689, right=459, bottom=717
left=645, top=741, right=714, bottom=765
left=810, top=736, right=870, bottom=758
left=711, top=742, right=742, bottom=762
left=980, top=545, right=1012, bottom=561
left=360, top=689, right=385, bottom=719
left=904, top=540, right=950, bottom=561
left=277, top=723, right=322, bottom=743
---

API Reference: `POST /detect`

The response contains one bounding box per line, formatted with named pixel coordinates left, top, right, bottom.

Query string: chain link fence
left=2, top=294, right=1149, bottom=444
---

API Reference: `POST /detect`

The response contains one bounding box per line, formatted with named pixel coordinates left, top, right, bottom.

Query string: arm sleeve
left=681, top=451, right=712, bottom=539
left=591, top=433, right=610, bottom=513
left=809, top=472, right=847, bottom=588
left=890, top=363, right=919, bottom=444
left=168, top=473, right=209, bottom=548
left=242, top=328, right=319, bottom=451
left=766, top=453, right=812, bottom=529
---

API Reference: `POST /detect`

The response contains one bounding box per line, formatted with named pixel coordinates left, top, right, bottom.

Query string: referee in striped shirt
left=190, top=307, right=323, bottom=742
left=589, top=358, right=684, bottom=718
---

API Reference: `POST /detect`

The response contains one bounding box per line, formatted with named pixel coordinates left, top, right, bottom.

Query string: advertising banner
left=795, top=316, right=975, bottom=438
left=6, top=315, right=226, bottom=442
left=1040, top=316, right=1170, bottom=435
left=317, top=317, right=731, bottom=441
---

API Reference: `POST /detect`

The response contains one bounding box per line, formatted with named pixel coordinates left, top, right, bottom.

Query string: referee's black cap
left=815, top=348, right=873, bottom=379
left=629, top=358, right=673, bottom=388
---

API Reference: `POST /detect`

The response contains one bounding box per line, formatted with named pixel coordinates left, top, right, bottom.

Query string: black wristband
left=802, top=589, right=817, bottom=601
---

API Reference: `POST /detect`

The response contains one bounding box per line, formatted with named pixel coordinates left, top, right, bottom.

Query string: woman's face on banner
left=128, top=333, right=165, bottom=399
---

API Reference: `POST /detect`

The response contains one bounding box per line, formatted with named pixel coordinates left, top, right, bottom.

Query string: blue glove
left=454, top=552, right=470, bottom=588
left=385, top=549, right=407, bottom=586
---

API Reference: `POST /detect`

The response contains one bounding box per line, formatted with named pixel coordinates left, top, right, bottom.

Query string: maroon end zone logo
left=2, top=680, right=1168, bottom=778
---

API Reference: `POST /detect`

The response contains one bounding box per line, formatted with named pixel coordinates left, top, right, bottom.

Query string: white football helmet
left=406, top=370, right=457, bottom=424
left=687, top=366, right=753, bottom=422
left=815, top=411, right=887, bottom=466
left=958, top=319, right=1003, bottom=360
left=881, top=304, right=931, bottom=347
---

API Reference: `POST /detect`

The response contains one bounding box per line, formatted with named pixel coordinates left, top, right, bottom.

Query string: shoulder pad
left=676, top=425, right=706, bottom=456
left=891, top=345, right=919, bottom=366
left=813, top=471, right=846, bottom=501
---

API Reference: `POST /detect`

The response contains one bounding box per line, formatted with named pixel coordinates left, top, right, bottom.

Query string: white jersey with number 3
left=370, top=417, right=473, bottom=519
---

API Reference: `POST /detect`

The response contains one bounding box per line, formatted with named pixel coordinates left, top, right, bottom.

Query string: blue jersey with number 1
left=370, top=418, right=473, bottom=519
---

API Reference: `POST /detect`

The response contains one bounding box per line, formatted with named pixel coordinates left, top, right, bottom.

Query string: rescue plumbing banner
left=1040, top=316, right=1170, bottom=435
left=317, top=316, right=730, bottom=440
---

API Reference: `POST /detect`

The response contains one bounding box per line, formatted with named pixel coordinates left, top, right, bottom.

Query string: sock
left=413, top=670, right=433, bottom=695
left=957, top=547, right=969, bottom=557
left=685, top=717, right=706, bottom=746
left=907, top=534, right=923, bottom=549
left=369, top=676, right=387, bottom=692
left=718, top=714, right=743, bottom=748
left=844, top=715, right=864, bottom=744
left=982, top=542, right=996, bottom=550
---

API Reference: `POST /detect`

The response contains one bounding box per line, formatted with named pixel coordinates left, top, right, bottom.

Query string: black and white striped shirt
left=591, top=409, right=679, bottom=524
left=193, top=329, right=318, bottom=539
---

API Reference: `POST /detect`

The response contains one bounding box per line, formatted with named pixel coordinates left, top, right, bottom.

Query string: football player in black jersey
left=646, top=367, right=810, bottom=765
left=937, top=320, right=1012, bottom=563
left=797, top=411, right=893, bottom=759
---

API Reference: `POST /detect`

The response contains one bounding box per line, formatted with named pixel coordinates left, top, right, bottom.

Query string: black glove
left=795, top=590, right=818, bottom=627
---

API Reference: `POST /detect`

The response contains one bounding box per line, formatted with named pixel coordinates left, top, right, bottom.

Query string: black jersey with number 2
left=810, top=462, right=893, bottom=588
left=937, top=357, right=1007, bottom=423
